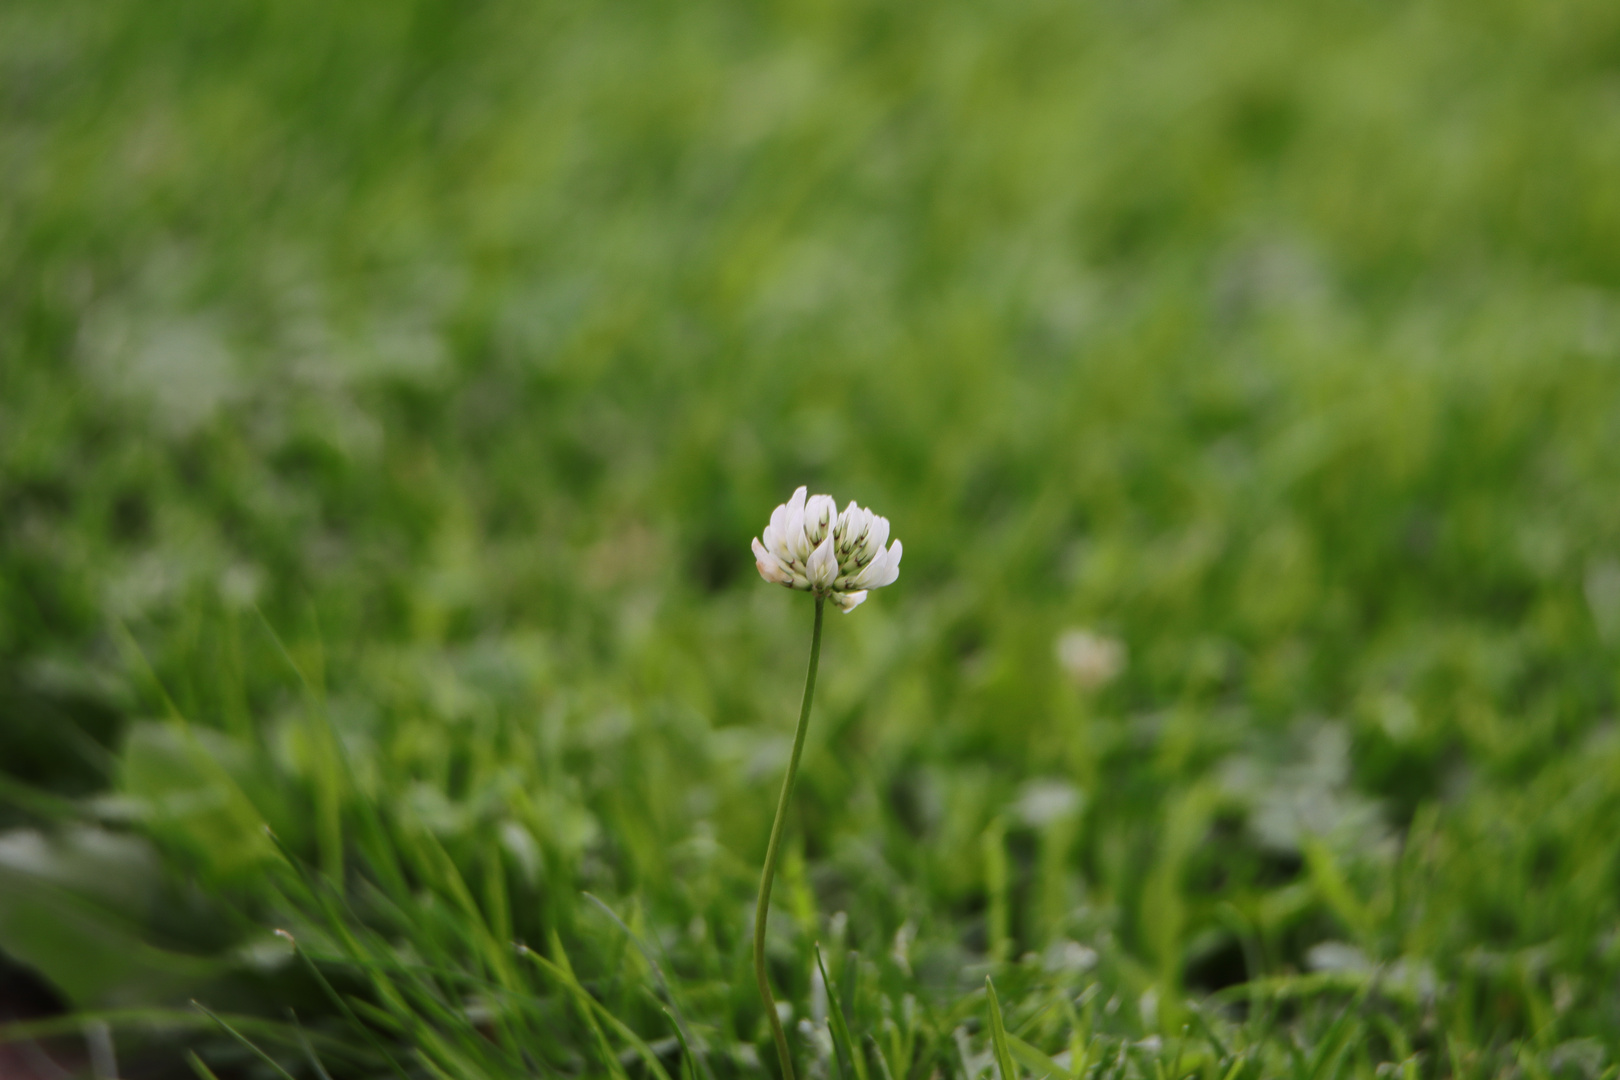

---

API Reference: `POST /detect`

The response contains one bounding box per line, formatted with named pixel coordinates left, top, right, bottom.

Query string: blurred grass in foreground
left=5, top=0, right=1620, bottom=1075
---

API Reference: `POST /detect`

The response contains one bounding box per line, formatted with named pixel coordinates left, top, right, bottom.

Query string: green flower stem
left=754, top=594, right=824, bottom=1080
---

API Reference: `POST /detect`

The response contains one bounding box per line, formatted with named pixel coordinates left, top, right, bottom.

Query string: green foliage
left=5, top=0, right=1620, bottom=1075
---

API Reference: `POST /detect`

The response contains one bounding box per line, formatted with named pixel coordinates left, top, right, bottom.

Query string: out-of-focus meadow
left=5, top=0, right=1620, bottom=1075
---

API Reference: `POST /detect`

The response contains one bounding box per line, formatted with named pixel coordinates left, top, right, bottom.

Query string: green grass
left=5, top=0, right=1620, bottom=1075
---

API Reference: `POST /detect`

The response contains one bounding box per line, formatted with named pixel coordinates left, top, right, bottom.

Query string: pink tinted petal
left=753, top=537, right=794, bottom=585
left=763, top=523, right=793, bottom=564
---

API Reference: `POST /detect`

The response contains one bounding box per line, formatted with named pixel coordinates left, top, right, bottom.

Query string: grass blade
left=520, top=937, right=674, bottom=1080
left=815, top=944, right=868, bottom=1080
left=985, top=977, right=1019, bottom=1080
left=584, top=891, right=715, bottom=1080
left=186, top=1051, right=223, bottom=1080
left=1008, top=1032, right=1070, bottom=1080
left=867, top=1033, right=899, bottom=1080
left=278, top=930, right=413, bottom=1080
left=288, top=1010, right=338, bottom=1080
left=191, top=1000, right=299, bottom=1080
left=664, top=1005, right=699, bottom=1080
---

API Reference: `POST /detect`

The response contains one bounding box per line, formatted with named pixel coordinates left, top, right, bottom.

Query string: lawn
left=5, top=0, right=1620, bottom=1076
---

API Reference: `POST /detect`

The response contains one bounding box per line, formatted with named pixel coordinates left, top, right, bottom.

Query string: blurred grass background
left=5, top=0, right=1620, bottom=1075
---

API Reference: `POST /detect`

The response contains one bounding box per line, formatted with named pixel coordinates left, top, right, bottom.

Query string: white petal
left=873, top=539, right=902, bottom=587
left=805, top=494, right=837, bottom=545
left=764, top=523, right=795, bottom=565
left=852, top=538, right=902, bottom=590
left=806, top=534, right=839, bottom=588
left=851, top=545, right=890, bottom=589
left=769, top=498, right=793, bottom=549
left=861, top=515, right=890, bottom=565
left=837, top=503, right=868, bottom=560
left=785, top=489, right=809, bottom=562
left=753, top=537, right=794, bottom=585
left=835, top=501, right=861, bottom=544
left=832, top=589, right=868, bottom=613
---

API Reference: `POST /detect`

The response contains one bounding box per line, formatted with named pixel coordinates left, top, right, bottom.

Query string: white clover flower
left=1055, top=628, right=1126, bottom=690
left=752, top=486, right=902, bottom=613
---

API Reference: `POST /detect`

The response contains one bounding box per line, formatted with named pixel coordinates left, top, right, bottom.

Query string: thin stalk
left=755, top=595, right=825, bottom=1080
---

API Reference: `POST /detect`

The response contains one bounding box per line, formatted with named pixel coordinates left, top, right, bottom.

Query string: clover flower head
left=752, top=486, right=902, bottom=613
left=1054, top=628, right=1126, bottom=690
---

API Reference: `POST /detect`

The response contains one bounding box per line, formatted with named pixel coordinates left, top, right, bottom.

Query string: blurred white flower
left=752, top=486, right=902, bottom=613
left=1014, top=778, right=1084, bottom=827
left=1055, top=628, right=1126, bottom=689
left=1042, top=938, right=1099, bottom=975
left=1306, top=941, right=1370, bottom=973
